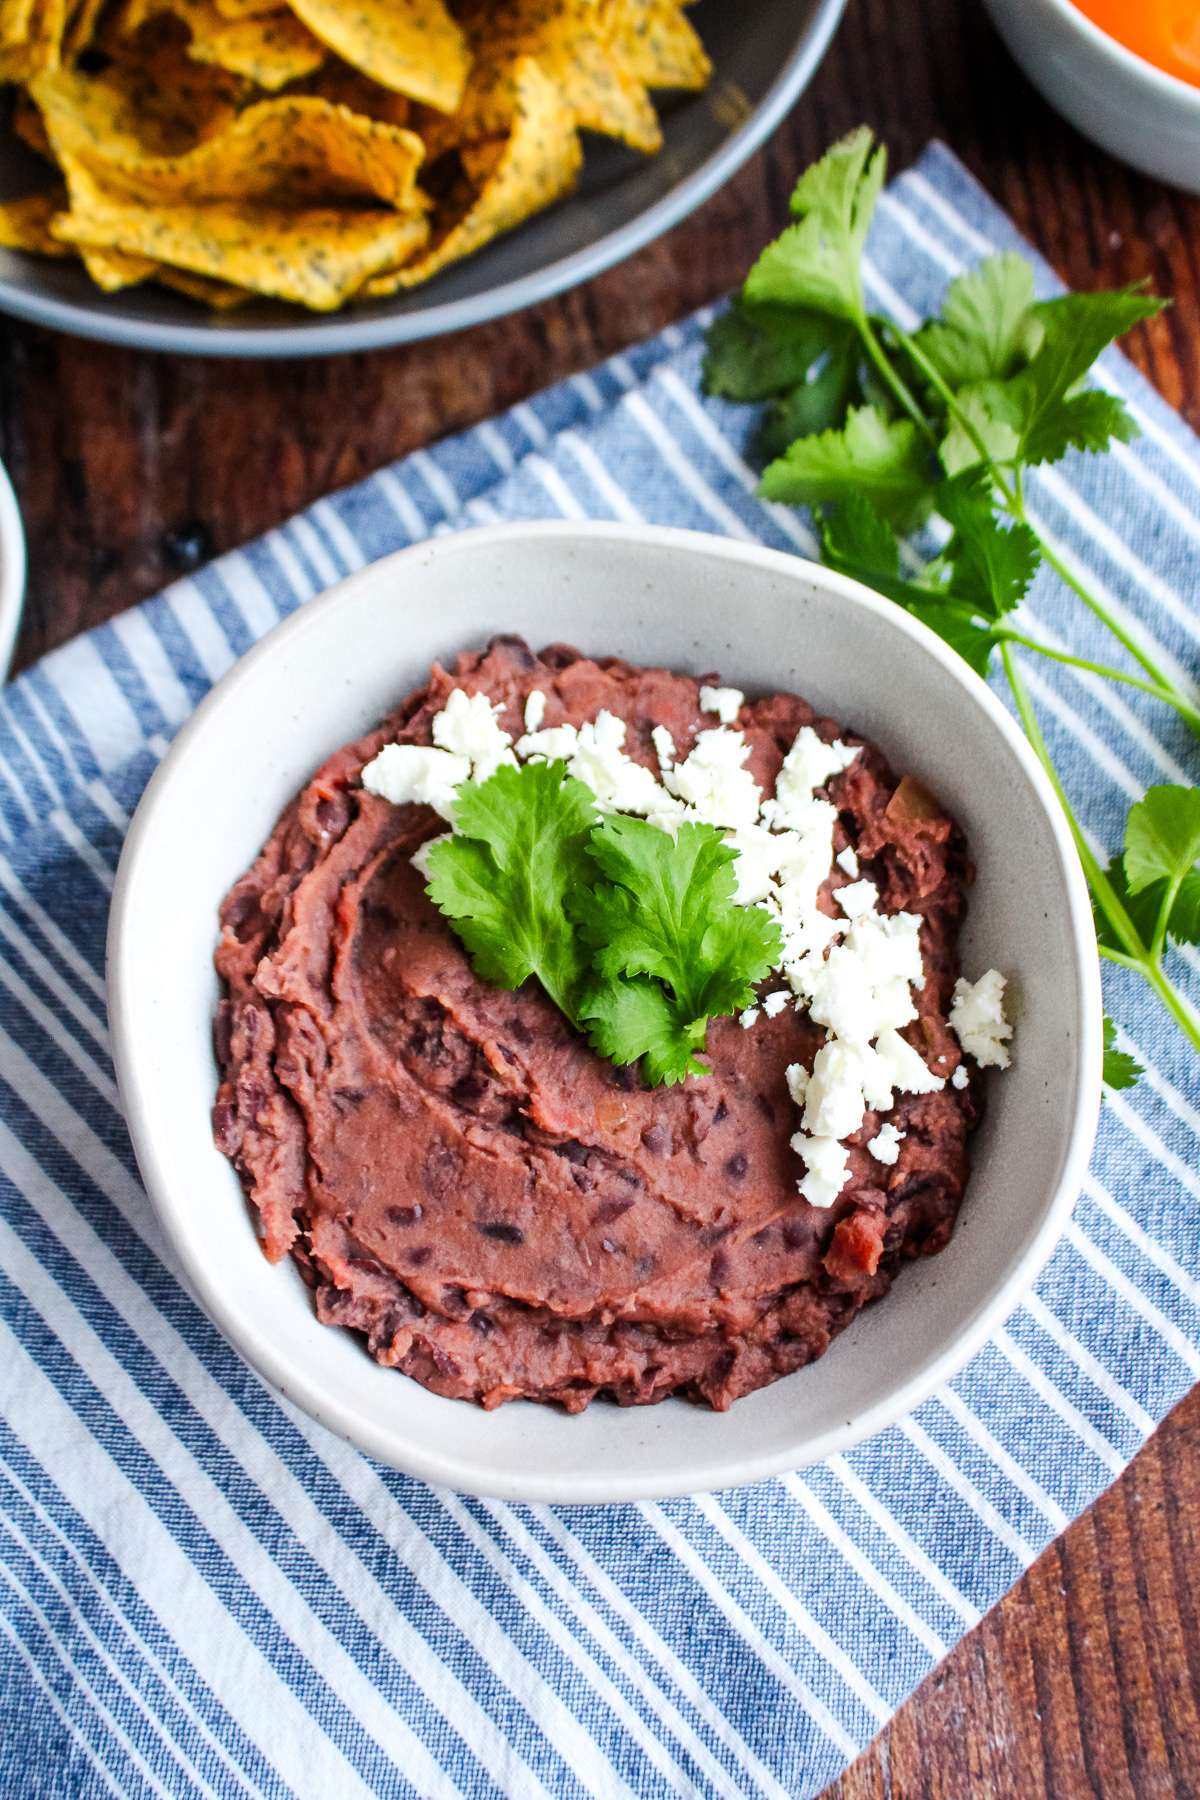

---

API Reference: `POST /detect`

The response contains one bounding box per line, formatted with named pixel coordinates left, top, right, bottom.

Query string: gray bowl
left=0, top=0, right=847, bottom=356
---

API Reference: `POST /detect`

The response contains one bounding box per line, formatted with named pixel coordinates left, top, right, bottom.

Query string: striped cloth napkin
left=2, top=142, right=1198, bottom=1800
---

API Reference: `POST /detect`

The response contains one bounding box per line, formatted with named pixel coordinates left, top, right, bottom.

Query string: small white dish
left=0, top=457, right=26, bottom=680
left=984, top=0, right=1200, bottom=193
left=107, top=522, right=1103, bottom=1503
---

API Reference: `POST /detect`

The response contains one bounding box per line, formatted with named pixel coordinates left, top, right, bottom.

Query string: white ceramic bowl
left=107, top=522, right=1103, bottom=1502
left=984, top=0, right=1200, bottom=193
left=0, top=457, right=26, bottom=679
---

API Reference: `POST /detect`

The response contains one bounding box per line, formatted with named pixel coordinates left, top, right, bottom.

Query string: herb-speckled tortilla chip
left=0, top=0, right=65, bottom=79
left=0, top=0, right=37, bottom=48
left=365, top=57, right=579, bottom=293
left=29, top=47, right=240, bottom=163
left=420, top=0, right=660, bottom=155
left=606, top=0, right=709, bottom=90
left=212, top=0, right=277, bottom=17
left=0, top=189, right=71, bottom=254
left=458, top=137, right=506, bottom=186
left=50, top=96, right=427, bottom=210
left=282, top=60, right=412, bottom=127
left=122, top=0, right=325, bottom=88
left=80, top=243, right=158, bottom=288
left=53, top=189, right=431, bottom=308
left=285, top=0, right=468, bottom=113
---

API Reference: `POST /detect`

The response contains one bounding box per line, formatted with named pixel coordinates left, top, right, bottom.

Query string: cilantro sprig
left=704, top=127, right=1200, bottom=1089
left=423, top=762, right=781, bottom=1086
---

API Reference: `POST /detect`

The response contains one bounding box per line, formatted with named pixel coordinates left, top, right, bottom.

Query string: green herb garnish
left=704, top=126, right=1200, bottom=1090
left=423, top=762, right=782, bottom=1086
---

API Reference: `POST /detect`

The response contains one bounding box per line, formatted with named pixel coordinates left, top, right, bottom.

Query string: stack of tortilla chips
left=0, top=0, right=710, bottom=310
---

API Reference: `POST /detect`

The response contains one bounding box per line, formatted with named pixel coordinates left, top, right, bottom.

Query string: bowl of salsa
left=984, top=0, right=1200, bottom=192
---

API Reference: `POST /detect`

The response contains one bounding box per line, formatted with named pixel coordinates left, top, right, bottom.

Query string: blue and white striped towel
left=1, top=142, right=1198, bottom=1800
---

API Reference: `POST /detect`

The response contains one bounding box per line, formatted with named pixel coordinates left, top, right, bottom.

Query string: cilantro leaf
left=582, top=977, right=709, bottom=1088
left=914, top=253, right=1039, bottom=387
left=942, top=287, right=1165, bottom=473
left=1124, top=784, right=1200, bottom=895
left=423, top=760, right=597, bottom=1016
left=576, top=816, right=782, bottom=1086
left=937, top=470, right=1040, bottom=619
left=822, top=491, right=900, bottom=580
left=702, top=299, right=835, bottom=402
left=757, top=333, right=860, bottom=460
left=1103, top=1016, right=1143, bottom=1092
left=760, top=404, right=933, bottom=523
left=743, top=126, right=884, bottom=324
left=1094, top=857, right=1158, bottom=953
left=819, top=493, right=1000, bottom=678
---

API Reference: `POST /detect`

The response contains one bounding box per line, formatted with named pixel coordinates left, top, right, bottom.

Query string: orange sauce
left=1069, top=0, right=1200, bottom=85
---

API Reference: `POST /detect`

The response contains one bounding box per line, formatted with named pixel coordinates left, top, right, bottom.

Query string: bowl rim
left=0, top=0, right=848, bottom=360
left=0, top=456, right=26, bottom=680
left=106, top=519, right=1104, bottom=1502
left=1003, top=0, right=1200, bottom=105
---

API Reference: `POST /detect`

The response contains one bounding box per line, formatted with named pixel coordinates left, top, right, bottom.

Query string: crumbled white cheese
left=950, top=970, right=1013, bottom=1069
left=361, top=744, right=470, bottom=821
left=791, top=1131, right=851, bottom=1209
left=431, top=687, right=515, bottom=780
left=523, top=689, right=547, bottom=734
left=516, top=722, right=579, bottom=763
left=410, top=832, right=451, bottom=879
left=802, top=1040, right=869, bottom=1140
left=785, top=1062, right=809, bottom=1107
left=836, top=878, right=879, bottom=920
left=873, top=1027, right=945, bottom=1096
left=868, top=1121, right=904, bottom=1166
left=567, top=711, right=666, bottom=815
left=762, top=990, right=790, bottom=1018
left=766, top=727, right=859, bottom=830
left=698, top=684, right=744, bottom=726
left=663, top=728, right=762, bottom=832
left=836, top=845, right=859, bottom=878
left=951, top=1064, right=969, bottom=1090
left=724, top=824, right=779, bottom=906
left=739, top=1006, right=759, bottom=1030
left=651, top=725, right=676, bottom=772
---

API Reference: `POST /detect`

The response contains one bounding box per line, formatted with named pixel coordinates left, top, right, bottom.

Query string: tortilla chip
left=459, top=138, right=506, bottom=187
left=29, top=50, right=239, bottom=165
left=0, top=188, right=71, bottom=254
left=365, top=57, right=579, bottom=294
left=63, top=0, right=109, bottom=54
left=0, top=0, right=66, bottom=78
left=285, top=0, right=468, bottom=113
left=0, top=0, right=37, bottom=49
left=157, top=264, right=251, bottom=306
left=54, top=189, right=431, bottom=308
left=52, top=96, right=427, bottom=210
left=422, top=0, right=660, bottom=155
left=607, top=0, right=709, bottom=90
left=81, top=242, right=157, bottom=287
left=121, top=0, right=325, bottom=87
left=283, top=59, right=411, bottom=128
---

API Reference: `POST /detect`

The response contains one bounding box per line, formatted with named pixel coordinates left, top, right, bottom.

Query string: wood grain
left=2, top=0, right=1199, bottom=1792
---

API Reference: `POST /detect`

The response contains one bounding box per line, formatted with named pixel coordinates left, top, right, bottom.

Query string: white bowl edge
left=0, top=458, right=26, bottom=681
left=107, top=521, right=1104, bottom=1503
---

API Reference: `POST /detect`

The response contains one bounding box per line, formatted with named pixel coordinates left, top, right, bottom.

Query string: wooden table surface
left=2, top=0, right=1198, bottom=1791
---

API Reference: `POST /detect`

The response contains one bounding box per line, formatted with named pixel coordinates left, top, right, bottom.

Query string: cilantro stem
left=998, top=631, right=1200, bottom=735
left=1025, top=530, right=1195, bottom=719
left=858, top=313, right=937, bottom=445
left=884, top=320, right=1019, bottom=506
left=1001, top=643, right=1200, bottom=1057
